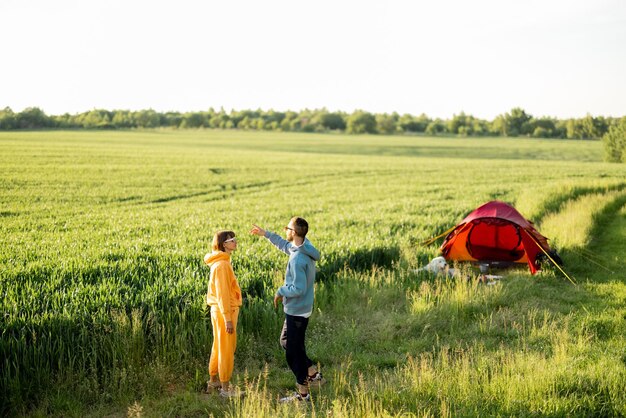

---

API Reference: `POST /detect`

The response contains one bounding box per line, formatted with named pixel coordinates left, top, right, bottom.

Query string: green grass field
left=1, top=130, right=625, bottom=417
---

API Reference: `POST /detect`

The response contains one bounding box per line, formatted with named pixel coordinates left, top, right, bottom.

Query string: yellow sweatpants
left=209, top=307, right=239, bottom=383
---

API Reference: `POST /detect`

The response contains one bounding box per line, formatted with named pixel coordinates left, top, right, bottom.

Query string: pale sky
left=1, top=0, right=625, bottom=119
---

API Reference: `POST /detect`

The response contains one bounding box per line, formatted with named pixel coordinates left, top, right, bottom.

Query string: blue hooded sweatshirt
left=265, top=231, right=321, bottom=317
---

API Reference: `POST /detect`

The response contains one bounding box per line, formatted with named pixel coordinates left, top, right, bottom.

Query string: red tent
left=439, top=201, right=552, bottom=274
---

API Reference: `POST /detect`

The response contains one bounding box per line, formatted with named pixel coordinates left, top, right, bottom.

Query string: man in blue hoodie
left=250, top=217, right=325, bottom=402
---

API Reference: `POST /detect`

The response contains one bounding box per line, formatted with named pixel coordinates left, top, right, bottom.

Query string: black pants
left=280, top=314, right=314, bottom=385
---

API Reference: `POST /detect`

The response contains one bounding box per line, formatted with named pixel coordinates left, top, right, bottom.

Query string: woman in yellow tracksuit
left=204, top=230, right=242, bottom=397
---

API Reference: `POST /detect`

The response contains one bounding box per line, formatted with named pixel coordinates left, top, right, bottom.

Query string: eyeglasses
left=224, top=237, right=237, bottom=243
left=284, top=226, right=295, bottom=232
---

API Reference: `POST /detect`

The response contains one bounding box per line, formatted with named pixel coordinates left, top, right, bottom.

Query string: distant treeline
left=0, top=106, right=621, bottom=140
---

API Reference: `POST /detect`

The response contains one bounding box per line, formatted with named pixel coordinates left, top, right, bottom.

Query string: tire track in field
left=580, top=192, right=626, bottom=266
left=151, top=181, right=276, bottom=204
left=151, top=169, right=407, bottom=205
left=106, top=181, right=276, bottom=208
left=531, top=182, right=626, bottom=225
left=538, top=189, right=626, bottom=280
left=107, top=165, right=428, bottom=208
left=217, top=168, right=411, bottom=197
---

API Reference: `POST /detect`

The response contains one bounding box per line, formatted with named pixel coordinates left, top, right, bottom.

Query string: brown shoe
left=206, top=381, right=221, bottom=392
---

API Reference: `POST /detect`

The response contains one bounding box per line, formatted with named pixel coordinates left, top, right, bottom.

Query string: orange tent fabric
left=439, top=201, right=552, bottom=274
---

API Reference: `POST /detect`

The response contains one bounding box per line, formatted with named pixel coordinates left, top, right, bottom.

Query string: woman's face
left=223, top=236, right=237, bottom=253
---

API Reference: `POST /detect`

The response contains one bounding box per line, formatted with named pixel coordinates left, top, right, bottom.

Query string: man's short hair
left=291, top=217, right=308, bottom=238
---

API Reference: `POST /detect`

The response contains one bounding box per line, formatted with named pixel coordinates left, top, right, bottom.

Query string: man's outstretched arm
left=249, top=224, right=291, bottom=255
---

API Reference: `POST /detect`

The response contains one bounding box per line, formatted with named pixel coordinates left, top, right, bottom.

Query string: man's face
left=285, top=221, right=296, bottom=242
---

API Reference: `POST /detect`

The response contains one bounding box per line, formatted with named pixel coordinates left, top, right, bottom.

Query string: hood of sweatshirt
left=294, top=239, right=320, bottom=261
left=204, top=251, right=231, bottom=266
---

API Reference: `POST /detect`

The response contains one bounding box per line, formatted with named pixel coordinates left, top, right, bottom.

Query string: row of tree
left=0, top=106, right=620, bottom=140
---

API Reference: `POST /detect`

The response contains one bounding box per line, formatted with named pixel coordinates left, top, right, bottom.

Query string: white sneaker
left=279, top=391, right=311, bottom=403
left=219, top=387, right=243, bottom=398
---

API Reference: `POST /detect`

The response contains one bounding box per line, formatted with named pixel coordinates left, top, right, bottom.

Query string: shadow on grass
left=317, top=246, right=401, bottom=282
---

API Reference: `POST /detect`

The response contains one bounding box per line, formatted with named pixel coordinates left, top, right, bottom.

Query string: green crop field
left=1, top=130, right=625, bottom=417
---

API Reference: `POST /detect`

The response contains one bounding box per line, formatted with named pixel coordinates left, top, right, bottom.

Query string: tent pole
left=523, top=231, right=577, bottom=285
left=419, top=225, right=459, bottom=247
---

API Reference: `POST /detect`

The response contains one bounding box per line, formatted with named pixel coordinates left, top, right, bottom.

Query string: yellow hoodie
left=204, top=251, right=242, bottom=322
